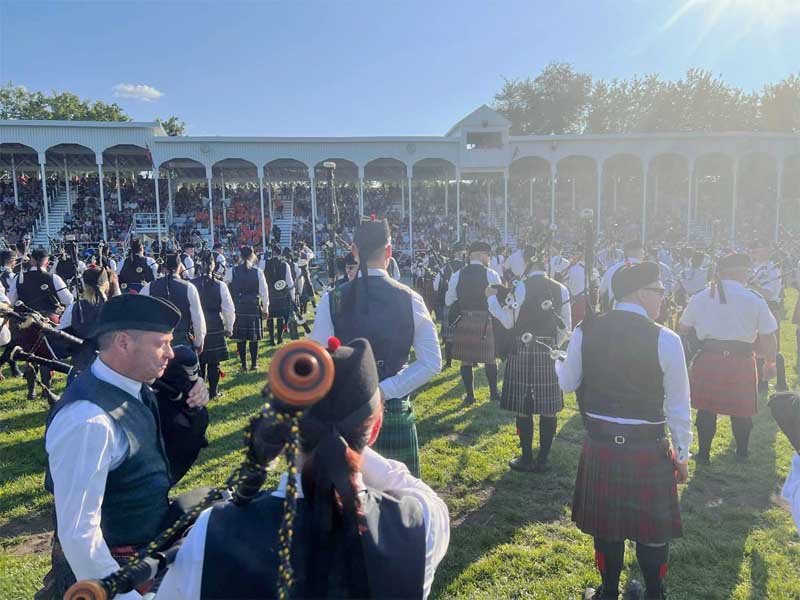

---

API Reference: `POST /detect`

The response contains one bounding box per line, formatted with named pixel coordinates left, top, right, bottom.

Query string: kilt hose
left=451, top=310, right=495, bottom=364
left=501, top=337, right=563, bottom=415
left=572, top=430, right=683, bottom=544
left=372, top=397, right=420, bottom=478
left=232, top=296, right=263, bottom=341
left=690, top=349, right=758, bottom=418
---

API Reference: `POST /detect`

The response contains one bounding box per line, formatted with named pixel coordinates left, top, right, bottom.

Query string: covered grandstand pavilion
left=2, top=104, right=800, bottom=254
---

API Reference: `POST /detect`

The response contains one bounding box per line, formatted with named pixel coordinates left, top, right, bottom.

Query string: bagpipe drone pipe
left=64, top=340, right=335, bottom=600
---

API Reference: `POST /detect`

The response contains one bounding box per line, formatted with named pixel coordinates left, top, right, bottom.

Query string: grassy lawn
left=2, top=292, right=800, bottom=599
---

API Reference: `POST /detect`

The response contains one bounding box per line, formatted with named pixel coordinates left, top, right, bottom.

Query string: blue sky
left=1, top=0, right=798, bottom=136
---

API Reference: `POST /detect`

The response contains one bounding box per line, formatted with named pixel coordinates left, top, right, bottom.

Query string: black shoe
left=445, top=361, right=452, bottom=369
left=532, top=459, right=550, bottom=473
left=27, top=390, right=36, bottom=401
left=509, top=456, right=536, bottom=472
left=691, top=452, right=710, bottom=465
left=584, top=585, right=617, bottom=600
left=250, top=364, right=258, bottom=371
left=10, top=364, right=22, bottom=378
left=463, top=394, right=475, bottom=405
left=622, top=579, right=645, bottom=600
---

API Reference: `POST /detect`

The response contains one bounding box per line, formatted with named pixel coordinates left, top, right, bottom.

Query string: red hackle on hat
left=370, top=213, right=376, bottom=221
left=327, top=336, right=342, bottom=352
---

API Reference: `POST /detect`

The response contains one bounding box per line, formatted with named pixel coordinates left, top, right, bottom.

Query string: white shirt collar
left=90, top=357, right=144, bottom=401
left=614, top=302, right=648, bottom=317
left=356, top=268, right=389, bottom=278
left=469, top=260, right=483, bottom=266
left=720, top=279, right=744, bottom=289
left=272, top=471, right=366, bottom=499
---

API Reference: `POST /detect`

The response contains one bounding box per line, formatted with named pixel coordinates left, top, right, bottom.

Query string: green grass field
left=3, top=293, right=800, bottom=599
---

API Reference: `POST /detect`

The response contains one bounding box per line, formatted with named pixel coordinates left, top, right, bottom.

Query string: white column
left=641, top=165, right=649, bottom=243
left=653, top=173, right=659, bottom=219
left=309, top=172, right=318, bottom=256
left=400, top=176, right=405, bottom=219
left=39, top=153, right=49, bottom=233
left=456, top=172, right=461, bottom=241
left=115, top=157, right=122, bottom=211
left=529, top=177, right=534, bottom=218
left=267, top=180, right=274, bottom=235
left=775, top=160, right=784, bottom=242
left=596, top=161, right=602, bottom=236
left=408, top=175, right=414, bottom=260
left=730, top=157, right=739, bottom=241
left=444, top=177, right=449, bottom=217
left=503, top=170, right=509, bottom=244
left=550, top=165, right=556, bottom=225
left=154, top=167, right=163, bottom=244
left=571, top=176, right=576, bottom=211
left=686, top=161, right=694, bottom=242
left=167, top=171, right=174, bottom=224
left=64, top=157, right=70, bottom=211
left=258, top=174, right=267, bottom=251
left=11, top=154, right=18, bottom=207
left=358, top=165, right=365, bottom=218
left=613, top=176, right=618, bottom=213
left=205, top=168, right=214, bottom=246
left=487, top=179, right=492, bottom=224
left=97, top=159, right=108, bottom=241
left=221, top=171, right=227, bottom=229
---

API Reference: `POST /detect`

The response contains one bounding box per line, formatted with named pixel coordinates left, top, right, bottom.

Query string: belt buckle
left=614, top=435, right=626, bottom=445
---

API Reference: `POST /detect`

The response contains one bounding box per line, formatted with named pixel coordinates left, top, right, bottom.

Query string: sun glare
left=665, top=0, right=800, bottom=32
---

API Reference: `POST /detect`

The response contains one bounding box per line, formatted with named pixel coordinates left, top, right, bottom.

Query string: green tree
left=157, top=116, right=186, bottom=136
left=0, top=82, right=129, bottom=121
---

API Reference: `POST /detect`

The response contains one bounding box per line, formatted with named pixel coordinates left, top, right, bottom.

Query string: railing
left=132, top=212, right=168, bottom=232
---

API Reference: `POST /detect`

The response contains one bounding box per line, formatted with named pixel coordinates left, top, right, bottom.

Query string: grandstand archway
left=693, top=153, right=734, bottom=241
left=363, top=158, right=407, bottom=222
left=602, top=154, right=643, bottom=242
left=510, top=156, right=551, bottom=236
left=736, top=153, right=778, bottom=244
left=411, top=158, right=457, bottom=247
left=158, top=157, right=211, bottom=241
left=313, top=158, right=360, bottom=236
left=102, top=144, right=152, bottom=214
left=556, top=155, right=599, bottom=241
left=0, top=143, right=41, bottom=210
left=211, top=158, right=261, bottom=247
left=648, top=153, right=690, bottom=242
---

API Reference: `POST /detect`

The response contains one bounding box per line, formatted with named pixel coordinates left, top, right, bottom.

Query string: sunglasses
left=642, top=287, right=666, bottom=296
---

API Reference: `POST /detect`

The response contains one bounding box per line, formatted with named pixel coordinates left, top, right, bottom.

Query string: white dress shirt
left=562, top=261, right=599, bottom=298
left=0, top=282, right=10, bottom=346
left=7, top=267, right=74, bottom=308
left=310, top=268, right=442, bottom=400
left=555, top=302, right=693, bottom=463
left=140, top=279, right=207, bottom=349
left=181, top=254, right=196, bottom=280
left=45, top=358, right=148, bottom=600
left=505, top=249, right=527, bottom=278
left=751, top=261, right=782, bottom=302
left=680, top=267, right=708, bottom=297
left=444, top=261, right=502, bottom=307
left=782, top=454, right=800, bottom=533
left=215, top=279, right=236, bottom=335
left=388, top=256, right=401, bottom=280
left=115, top=255, right=159, bottom=280
left=155, top=447, right=449, bottom=600
left=488, top=271, right=572, bottom=346
left=679, top=280, right=778, bottom=343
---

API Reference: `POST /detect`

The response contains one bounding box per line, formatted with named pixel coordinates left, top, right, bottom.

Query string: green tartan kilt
left=372, top=397, right=420, bottom=478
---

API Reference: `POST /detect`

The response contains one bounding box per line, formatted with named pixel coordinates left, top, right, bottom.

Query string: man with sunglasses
left=557, top=262, right=691, bottom=600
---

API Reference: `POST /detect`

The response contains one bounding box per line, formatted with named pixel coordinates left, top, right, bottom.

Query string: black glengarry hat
left=611, top=261, right=661, bottom=300
left=92, top=293, right=181, bottom=337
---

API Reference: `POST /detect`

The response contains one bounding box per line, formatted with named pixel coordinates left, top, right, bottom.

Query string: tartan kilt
left=201, top=328, right=229, bottom=363
left=501, top=337, right=563, bottom=415
left=572, top=434, right=683, bottom=543
left=372, top=397, right=420, bottom=478
left=690, top=350, right=757, bottom=417
left=451, top=310, right=495, bottom=364
left=571, top=295, right=586, bottom=327
left=232, top=296, right=263, bottom=341
left=268, top=294, right=293, bottom=321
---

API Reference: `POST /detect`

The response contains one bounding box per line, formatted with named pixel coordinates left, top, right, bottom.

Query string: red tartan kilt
left=451, top=311, right=495, bottom=364
left=571, top=296, right=586, bottom=327
left=690, top=350, right=758, bottom=417
left=572, top=435, right=683, bottom=543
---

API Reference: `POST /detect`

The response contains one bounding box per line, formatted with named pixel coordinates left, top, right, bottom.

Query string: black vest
left=200, top=489, right=426, bottom=600
left=55, top=258, right=77, bottom=282
left=455, top=263, right=489, bottom=312
left=330, top=275, right=414, bottom=383
left=67, top=300, right=104, bottom=372
left=17, top=269, right=60, bottom=313
left=230, top=265, right=260, bottom=310
left=119, top=255, right=154, bottom=293
left=514, top=275, right=563, bottom=339
left=265, top=258, right=290, bottom=302
left=192, top=277, right=223, bottom=333
left=44, top=370, right=171, bottom=547
left=149, top=276, right=193, bottom=345
left=580, top=310, right=665, bottom=422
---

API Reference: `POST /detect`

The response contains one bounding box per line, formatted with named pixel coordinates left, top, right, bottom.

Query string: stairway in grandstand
left=31, top=190, right=70, bottom=249
left=272, top=199, right=294, bottom=249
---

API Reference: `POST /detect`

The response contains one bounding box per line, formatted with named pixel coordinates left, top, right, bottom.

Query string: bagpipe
left=64, top=340, right=334, bottom=600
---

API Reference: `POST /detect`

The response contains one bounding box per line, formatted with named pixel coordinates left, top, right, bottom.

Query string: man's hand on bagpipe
left=64, top=340, right=335, bottom=600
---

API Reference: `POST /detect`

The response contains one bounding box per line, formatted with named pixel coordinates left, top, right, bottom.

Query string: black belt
left=701, top=339, right=753, bottom=356
left=585, top=418, right=666, bottom=445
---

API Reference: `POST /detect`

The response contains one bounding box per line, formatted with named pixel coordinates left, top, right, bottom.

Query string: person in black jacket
left=227, top=246, right=269, bottom=371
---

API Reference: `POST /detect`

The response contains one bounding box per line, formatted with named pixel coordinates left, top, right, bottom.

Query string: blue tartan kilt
left=201, top=328, right=229, bottom=363
left=371, top=396, right=420, bottom=478
left=501, top=337, right=563, bottom=415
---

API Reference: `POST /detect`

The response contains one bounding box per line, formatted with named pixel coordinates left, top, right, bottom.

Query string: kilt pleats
left=690, top=350, right=758, bottom=417
left=500, top=337, right=563, bottom=415
left=371, top=397, right=420, bottom=478
left=451, top=310, right=495, bottom=364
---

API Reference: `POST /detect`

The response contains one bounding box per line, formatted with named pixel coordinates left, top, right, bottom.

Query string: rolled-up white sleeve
left=379, top=292, right=442, bottom=400
left=52, top=273, right=74, bottom=306
left=187, top=283, right=207, bottom=348
left=148, top=257, right=159, bottom=279
left=284, top=263, right=294, bottom=289
left=444, top=271, right=460, bottom=307
left=309, top=291, right=334, bottom=345
left=782, top=454, right=800, bottom=534
left=658, top=329, right=693, bottom=463
left=361, top=447, right=450, bottom=600
left=219, top=281, right=236, bottom=335
left=257, top=269, right=270, bottom=313
left=555, top=325, right=583, bottom=392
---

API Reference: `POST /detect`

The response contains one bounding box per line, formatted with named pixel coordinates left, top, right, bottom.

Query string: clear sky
left=1, top=0, right=798, bottom=136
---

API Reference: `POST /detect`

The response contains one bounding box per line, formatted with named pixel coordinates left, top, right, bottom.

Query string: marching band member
left=141, top=254, right=206, bottom=353
left=36, top=294, right=209, bottom=600
left=179, top=242, right=197, bottom=280
left=433, top=244, right=464, bottom=369
left=57, top=267, right=110, bottom=375
left=228, top=246, right=270, bottom=371
left=488, top=245, right=571, bottom=472
left=116, top=238, right=158, bottom=294
left=192, top=252, right=235, bottom=399
left=156, top=338, right=450, bottom=600
left=751, top=243, right=783, bottom=389
left=263, top=245, right=295, bottom=346
left=560, top=245, right=599, bottom=326
left=598, top=239, right=643, bottom=310
left=211, top=242, right=227, bottom=279
left=0, top=250, right=21, bottom=378
left=557, top=262, right=691, bottom=600
left=446, top=241, right=502, bottom=405
left=678, top=251, right=709, bottom=300
left=678, top=253, right=778, bottom=464
left=310, top=219, right=441, bottom=477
